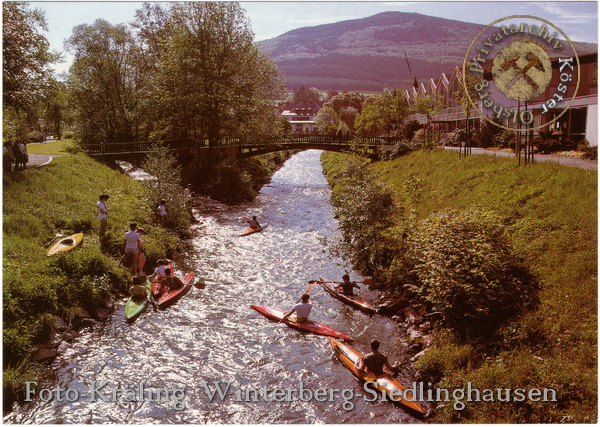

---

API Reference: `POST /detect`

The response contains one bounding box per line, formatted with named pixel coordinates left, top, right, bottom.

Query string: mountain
left=257, top=12, right=597, bottom=92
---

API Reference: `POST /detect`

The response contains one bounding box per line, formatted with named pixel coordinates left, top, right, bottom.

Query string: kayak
left=157, top=271, right=195, bottom=308
left=151, top=264, right=174, bottom=298
left=239, top=223, right=269, bottom=237
left=328, top=338, right=426, bottom=414
left=320, top=278, right=377, bottom=314
left=125, top=278, right=152, bottom=322
left=251, top=305, right=353, bottom=341
left=46, top=233, right=84, bottom=256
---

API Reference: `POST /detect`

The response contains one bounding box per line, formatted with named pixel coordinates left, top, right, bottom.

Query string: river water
left=6, top=150, right=423, bottom=424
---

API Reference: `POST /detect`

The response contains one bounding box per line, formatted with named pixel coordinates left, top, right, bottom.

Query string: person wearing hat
left=97, top=194, right=109, bottom=239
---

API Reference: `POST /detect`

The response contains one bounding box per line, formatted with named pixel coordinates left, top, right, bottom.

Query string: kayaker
left=247, top=215, right=261, bottom=230
left=281, top=294, right=312, bottom=323
left=338, top=274, right=360, bottom=296
left=123, top=223, right=141, bottom=274
left=153, top=259, right=171, bottom=278
left=129, top=276, right=147, bottom=299
left=356, top=339, right=400, bottom=378
left=161, top=268, right=185, bottom=291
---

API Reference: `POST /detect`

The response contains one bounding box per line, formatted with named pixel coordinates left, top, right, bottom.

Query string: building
left=281, top=101, right=322, bottom=133
left=406, top=53, right=598, bottom=146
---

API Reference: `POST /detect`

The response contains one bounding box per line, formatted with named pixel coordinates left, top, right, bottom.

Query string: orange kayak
left=239, top=223, right=269, bottom=237
left=251, top=305, right=353, bottom=341
left=329, top=338, right=426, bottom=414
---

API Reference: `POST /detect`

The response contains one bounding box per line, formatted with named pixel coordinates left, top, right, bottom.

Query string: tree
left=355, top=89, right=409, bottom=137
left=314, top=92, right=363, bottom=135
left=66, top=19, right=139, bottom=144
left=141, top=143, right=191, bottom=231
left=3, top=2, right=57, bottom=111
left=410, top=91, right=444, bottom=148
left=292, top=86, right=320, bottom=104
left=134, top=2, right=284, bottom=145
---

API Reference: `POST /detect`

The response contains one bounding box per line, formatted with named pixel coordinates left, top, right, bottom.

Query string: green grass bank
left=3, top=152, right=181, bottom=408
left=322, top=149, right=597, bottom=423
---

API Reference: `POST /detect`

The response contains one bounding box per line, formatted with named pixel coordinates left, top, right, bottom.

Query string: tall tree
left=315, top=92, right=363, bottom=135
left=3, top=2, right=56, bottom=111
left=66, top=19, right=139, bottom=144
left=134, top=2, right=284, bottom=146
left=355, top=89, right=409, bottom=137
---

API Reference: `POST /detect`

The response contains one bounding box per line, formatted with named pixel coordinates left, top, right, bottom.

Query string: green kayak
left=125, top=279, right=152, bottom=322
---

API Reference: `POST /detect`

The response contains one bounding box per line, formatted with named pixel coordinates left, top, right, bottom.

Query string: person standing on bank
left=124, top=223, right=141, bottom=274
left=157, top=199, right=167, bottom=227
left=97, top=194, right=109, bottom=239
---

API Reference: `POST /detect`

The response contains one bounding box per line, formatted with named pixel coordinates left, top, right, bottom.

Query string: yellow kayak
left=46, top=233, right=84, bottom=256
left=329, top=338, right=426, bottom=414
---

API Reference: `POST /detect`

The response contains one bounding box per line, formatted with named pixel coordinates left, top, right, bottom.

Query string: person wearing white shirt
left=123, top=223, right=141, bottom=274
left=97, top=194, right=109, bottom=239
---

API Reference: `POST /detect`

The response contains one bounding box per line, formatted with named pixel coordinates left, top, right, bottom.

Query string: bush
left=578, top=140, right=597, bottom=160
left=401, top=119, right=423, bottom=141
left=493, top=129, right=516, bottom=149
left=379, top=139, right=419, bottom=160
left=26, top=130, right=44, bottom=143
left=405, top=209, right=539, bottom=339
left=446, top=129, right=467, bottom=147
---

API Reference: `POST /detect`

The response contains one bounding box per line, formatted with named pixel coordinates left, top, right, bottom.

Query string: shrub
left=405, top=209, right=539, bottom=339
left=492, top=129, right=516, bottom=149
left=379, top=139, right=419, bottom=160
left=26, top=130, right=44, bottom=143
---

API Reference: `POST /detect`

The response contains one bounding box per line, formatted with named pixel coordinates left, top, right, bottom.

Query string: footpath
left=444, top=146, right=597, bottom=170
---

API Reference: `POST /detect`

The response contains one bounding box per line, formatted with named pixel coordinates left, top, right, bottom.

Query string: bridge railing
left=85, top=134, right=402, bottom=156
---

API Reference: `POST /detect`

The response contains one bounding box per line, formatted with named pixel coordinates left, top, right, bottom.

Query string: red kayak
left=239, top=223, right=269, bottom=237
left=156, top=271, right=195, bottom=308
left=251, top=305, right=353, bottom=341
left=151, top=264, right=174, bottom=297
left=320, top=278, right=377, bottom=315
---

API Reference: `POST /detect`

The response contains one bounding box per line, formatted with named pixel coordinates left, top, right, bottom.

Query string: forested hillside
left=259, top=11, right=598, bottom=91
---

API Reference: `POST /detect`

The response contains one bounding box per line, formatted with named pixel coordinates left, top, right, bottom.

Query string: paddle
left=279, top=281, right=318, bottom=323
left=310, top=278, right=379, bottom=287
left=44, top=233, right=63, bottom=248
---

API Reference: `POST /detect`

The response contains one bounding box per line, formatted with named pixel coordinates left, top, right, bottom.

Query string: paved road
left=26, top=154, right=53, bottom=168
left=444, top=147, right=597, bottom=170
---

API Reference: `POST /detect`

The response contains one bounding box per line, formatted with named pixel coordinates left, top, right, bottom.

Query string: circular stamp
left=462, top=15, right=580, bottom=132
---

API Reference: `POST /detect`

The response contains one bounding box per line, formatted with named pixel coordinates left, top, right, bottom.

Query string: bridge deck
left=84, top=134, right=401, bottom=157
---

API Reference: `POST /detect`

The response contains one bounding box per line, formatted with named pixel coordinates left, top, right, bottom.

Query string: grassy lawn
left=322, top=149, right=597, bottom=423
left=26, top=139, right=78, bottom=156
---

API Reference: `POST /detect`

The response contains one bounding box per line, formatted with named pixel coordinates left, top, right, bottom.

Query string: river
left=6, top=150, right=423, bottom=424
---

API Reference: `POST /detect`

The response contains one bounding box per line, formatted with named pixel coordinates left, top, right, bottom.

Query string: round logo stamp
left=462, top=15, right=580, bottom=131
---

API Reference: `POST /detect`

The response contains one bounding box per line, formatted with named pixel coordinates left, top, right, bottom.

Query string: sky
left=32, top=1, right=598, bottom=74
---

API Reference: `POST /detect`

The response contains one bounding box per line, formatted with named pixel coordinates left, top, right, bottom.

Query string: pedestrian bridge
left=84, top=134, right=403, bottom=159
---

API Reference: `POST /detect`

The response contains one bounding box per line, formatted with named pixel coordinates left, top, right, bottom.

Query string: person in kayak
left=356, top=339, right=400, bottom=377
left=153, top=259, right=170, bottom=278
left=281, top=294, right=312, bottom=323
left=337, top=274, right=360, bottom=296
left=247, top=215, right=261, bottom=230
left=129, top=276, right=147, bottom=299
left=161, top=268, right=185, bottom=291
